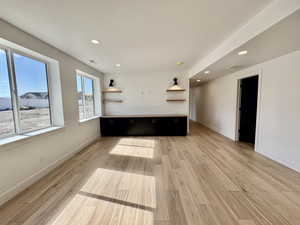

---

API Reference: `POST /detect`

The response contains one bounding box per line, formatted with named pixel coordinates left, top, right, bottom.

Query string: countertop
left=101, top=114, right=188, bottom=118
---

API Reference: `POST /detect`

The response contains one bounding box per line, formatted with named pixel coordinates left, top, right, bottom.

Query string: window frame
left=0, top=44, right=53, bottom=139
left=0, top=46, right=17, bottom=138
left=76, top=70, right=97, bottom=121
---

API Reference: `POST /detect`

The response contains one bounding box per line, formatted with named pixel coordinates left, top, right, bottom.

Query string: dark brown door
left=239, top=75, right=259, bottom=144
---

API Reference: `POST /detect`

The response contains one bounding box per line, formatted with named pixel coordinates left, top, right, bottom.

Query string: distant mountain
left=20, top=92, right=48, bottom=99
left=0, top=92, right=50, bottom=111
left=0, top=98, right=12, bottom=111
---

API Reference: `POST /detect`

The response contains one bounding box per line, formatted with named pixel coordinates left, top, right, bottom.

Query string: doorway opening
left=237, top=75, right=259, bottom=146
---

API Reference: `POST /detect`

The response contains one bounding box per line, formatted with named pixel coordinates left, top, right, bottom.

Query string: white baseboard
left=0, top=135, right=100, bottom=206
left=193, top=120, right=235, bottom=140
left=194, top=120, right=300, bottom=173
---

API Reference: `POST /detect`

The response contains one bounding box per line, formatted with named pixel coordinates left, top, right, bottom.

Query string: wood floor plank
left=0, top=121, right=300, bottom=225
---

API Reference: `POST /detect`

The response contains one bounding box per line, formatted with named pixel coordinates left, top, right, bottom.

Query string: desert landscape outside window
left=0, top=48, right=52, bottom=140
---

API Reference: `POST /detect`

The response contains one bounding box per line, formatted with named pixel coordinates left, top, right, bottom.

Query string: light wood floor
left=1, top=122, right=300, bottom=225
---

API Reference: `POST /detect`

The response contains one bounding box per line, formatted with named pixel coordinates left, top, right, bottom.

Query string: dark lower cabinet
left=100, top=116, right=187, bottom=136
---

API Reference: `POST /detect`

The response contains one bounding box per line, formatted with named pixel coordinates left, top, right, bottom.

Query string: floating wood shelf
left=102, top=89, right=122, bottom=93
left=103, top=99, right=123, bottom=103
left=166, top=99, right=186, bottom=102
left=166, top=89, right=186, bottom=92
left=166, top=84, right=185, bottom=92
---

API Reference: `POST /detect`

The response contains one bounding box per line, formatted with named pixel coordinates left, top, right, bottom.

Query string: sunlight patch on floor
left=81, top=168, right=156, bottom=209
left=109, top=137, right=156, bottom=159
left=49, top=168, right=156, bottom=225
left=50, top=194, right=153, bottom=225
left=117, top=137, right=156, bottom=148
left=110, top=144, right=154, bottom=159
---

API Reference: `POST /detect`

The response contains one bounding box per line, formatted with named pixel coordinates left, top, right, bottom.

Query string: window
left=76, top=71, right=97, bottom=121
left=13, top=53, right=51, bottom=133
left=76, top=75, right=84, bottom=120
left=0, top=48, right=52, bottom=139
left=0, top=49, right=15, bottom=139
left=83, top=77, right=95, bottom=119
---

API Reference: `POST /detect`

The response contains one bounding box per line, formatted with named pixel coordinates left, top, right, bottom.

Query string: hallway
left=0, top=122, right=300, bottom=225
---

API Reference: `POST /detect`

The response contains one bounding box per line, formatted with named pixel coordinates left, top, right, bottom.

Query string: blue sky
left=84, top=78, right=93, bottom=95
left=0, top=50, right=48, bottom=98
left=1, top=50, right=94, bottom=98
left=76, top=75, right=94, bottom=95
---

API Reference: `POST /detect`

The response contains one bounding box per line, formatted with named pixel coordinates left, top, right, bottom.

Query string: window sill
left=0, top=126, right=64, bottom=149
left=79, top=115, right=101, bottom=123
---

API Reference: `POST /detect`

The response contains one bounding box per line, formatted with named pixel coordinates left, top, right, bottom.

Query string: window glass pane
left=0, top=49, right=15, bottom=138
left=13, top=53, right=51, bottom=133
left=84, top=77, right=95, bottom=119
left=76, top=75, right=84, bottom=121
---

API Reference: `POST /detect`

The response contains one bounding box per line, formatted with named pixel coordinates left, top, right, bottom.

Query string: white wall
left=188, top=0, right=300, bottom=77
left=190, top=75, right=238, bottom=139
left=0, top=19, right=103, bottom=205
left=190, top=50, right=300, bottom=172
left=103, top=72, right=189, bottom=116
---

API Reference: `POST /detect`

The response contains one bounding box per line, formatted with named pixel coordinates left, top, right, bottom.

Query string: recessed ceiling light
left=228, top=65, right=244, bottom=70
left=176, top=61, right=184, bottom=66
left=115, top=64, right=121, bottom=67
left=91, top=39, right=100, bottom=44
left=238, top=50, right=248, bottom=55
left=204, top=70, right=210, bottom=74
left=196, top=79, right=201, bottom=82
